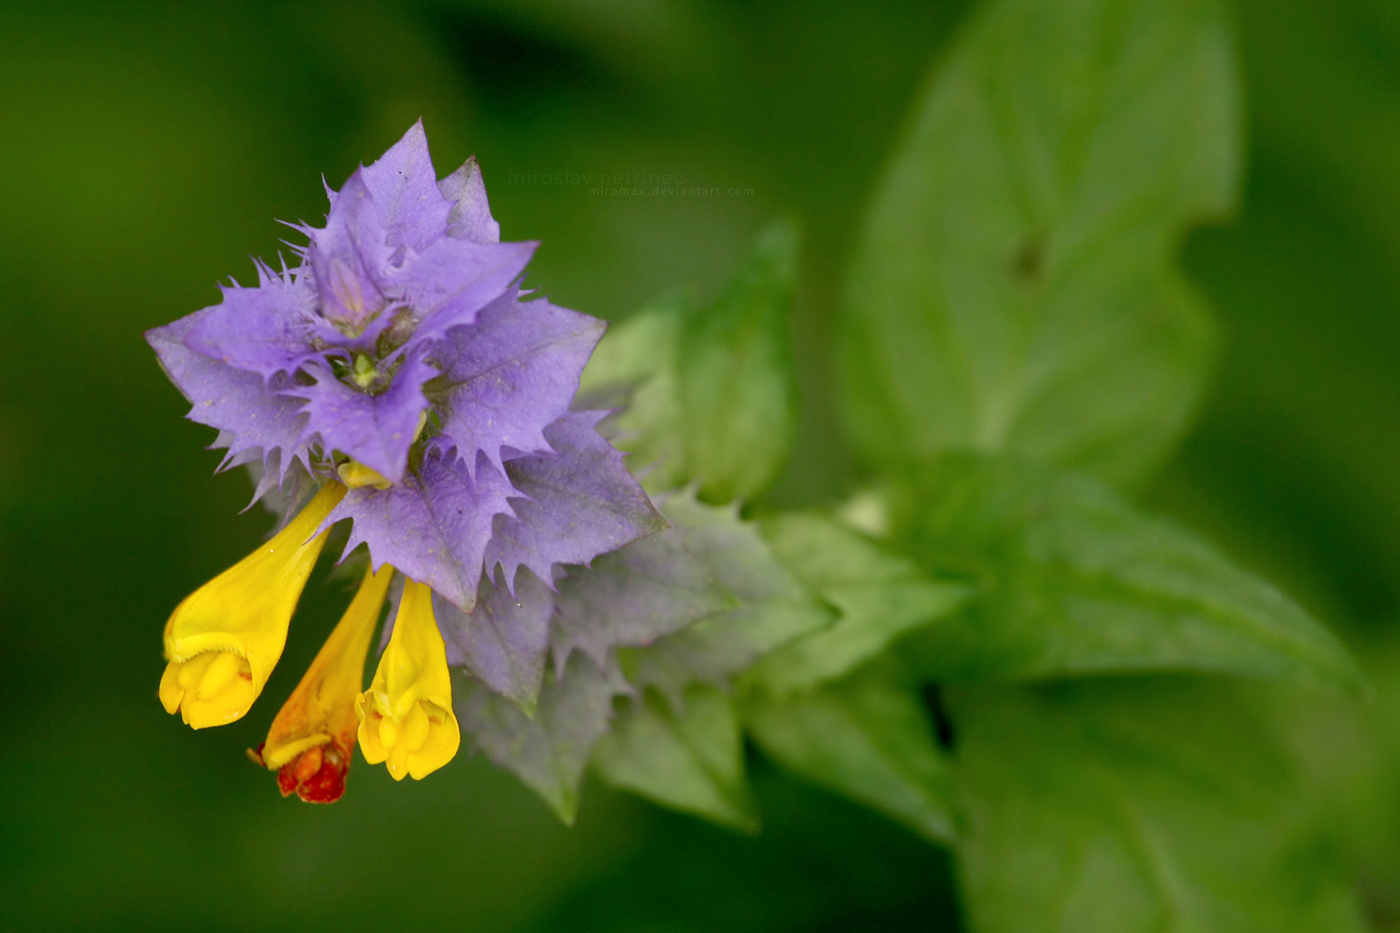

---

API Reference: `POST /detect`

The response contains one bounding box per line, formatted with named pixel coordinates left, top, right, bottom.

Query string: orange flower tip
left=275, top=741, right=352, bottom=803
left=251, top=739, right=352, bottom=803
left=258, top=734, right=334, bottom=771
left=250, top=563, right=393, bottom=803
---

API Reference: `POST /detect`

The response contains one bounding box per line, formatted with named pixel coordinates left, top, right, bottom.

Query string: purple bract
left=147, top=123, right=664, bottom=610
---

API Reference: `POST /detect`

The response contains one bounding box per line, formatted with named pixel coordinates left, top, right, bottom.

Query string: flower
left=356, top=578, right=460, bottom=781
left=159, top=481, right=346, bottom=728
left=148, top=123, right=664, bottom=796
left=249, top=563, right=392, bottom=802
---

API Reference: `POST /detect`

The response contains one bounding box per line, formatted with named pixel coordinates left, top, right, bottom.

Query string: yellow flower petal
left=356, top=578, right=460, bottom=781
left=337, top=460, right=392, bottom=490
left=158, top=481, right=347, bottom=729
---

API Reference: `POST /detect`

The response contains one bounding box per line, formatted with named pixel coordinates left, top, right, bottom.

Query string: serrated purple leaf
left=431, top=291, right=605, bottom=475
left=359, top=120, right=452, bottom=254
left=303, top=169, right=396, bottom=350
left=484, top=411, right=667, bottom=589
left=435, top=567, right=554, bottom=712
left=439, top=156, right=501, bottom=243
left=394, top=237, right=537, bottom=348
left=551, top=522, right=738, bottom=674
left=183, top=272, right=317, bottom=379
left=326, top=448, right=516, bottom=611
left=146, top=311, right=308, bottom=483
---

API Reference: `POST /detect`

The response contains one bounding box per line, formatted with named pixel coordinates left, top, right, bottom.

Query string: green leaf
left=575, top=289, right=688, bottom=495
left=577, top=220, right=800, bottom=502
left=678, top=218, right=800, bottom=503
left=1258, top=629, right=1400, bottom=918
left=592, top=683, right=758, bottom=832
left=619, top=495, right=834, bottom=705
left=455, top=652, right=630, bottom=825
left=745, top=661, right=956, bottom=844
left=744, top=512, right=972, bottom=695
left=838, top=0, right=1240, bottom=489
left=947, top=677, right=1368, bottom=933
left=551, top=496, right=741, bottom=673
left=889, top=455, right=1364, bottom=689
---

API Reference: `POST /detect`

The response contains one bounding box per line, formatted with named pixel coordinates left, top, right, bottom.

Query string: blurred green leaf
left=947, top=677, right=1368, bottom=933
left=678, top=218, right=800, bottom=503
left=888, top=455, right=1363, bottom=687
left=838, top=0, right=1239, bottom=489
left=620, top=495, right=834, bottom=704
left=1246, top=626, right=1400, bottom=924
left=456, top=653, right=630, bottom=824
left=592, top=683, right=758, bottom=832
left=744, top=512, right=972, bottom=695
left=578, top=220, right=800, bottom=502
left=745, top=660, right=956, bottom=844
left=576, top=289, right=688, bottom=493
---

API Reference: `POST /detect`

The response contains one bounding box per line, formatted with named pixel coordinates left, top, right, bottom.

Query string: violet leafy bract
left=446, top=494, right=829, bottom=817
left=614, top=495, right=833, bottom=707
left=147, top=122, right=662, bottom=612
left=435, top=568, right=555, bottom=713
left=456, top=652, right=632, bottom=824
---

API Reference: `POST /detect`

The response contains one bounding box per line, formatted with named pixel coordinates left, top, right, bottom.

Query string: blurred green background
left=3, top=0, right=1400, bottom=929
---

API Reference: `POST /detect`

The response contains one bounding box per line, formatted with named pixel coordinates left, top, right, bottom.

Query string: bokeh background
left=3, top=1, right=1400, bottom=930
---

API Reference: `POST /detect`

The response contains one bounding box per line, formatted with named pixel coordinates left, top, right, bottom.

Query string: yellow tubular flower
left=158, top=481, right=348, bottom=729
left=356, top=578, right=461, bottom=780
left=251, top=563, right=394, bottom=803
left=337, top=460, right=392, bottom=490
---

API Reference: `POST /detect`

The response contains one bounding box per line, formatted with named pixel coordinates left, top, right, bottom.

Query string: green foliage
left=1256, top=629, right=1400, bottom=921
left=744, top=660, right=957, bottom=845
left=14, top=0, right=1400, bottom=928
left=838, top=0, right=1238, bottom=490
left=592, top=683, right=758, bottom=832
left=548, top=2, right=1375, bottom=929
left=744, top=512, right=971, bottom=695
left=946, top=677, right=1368, bottom=932
left=886, top=454, right=1364, bottom=688
left=455, top=653, right=631, bottom=825
left=579, top=219, right=800, bottom=503
left=565, top=12, right=1372, bottom=929
left=618, top=495, right=834, bottom=705
left=576, top=290, right=687, bottom=491
left=475, top=493, right=833, bottom=827
left=551, top=492, right=744, bottom=673
left=678, top=219, right=800, bottom=503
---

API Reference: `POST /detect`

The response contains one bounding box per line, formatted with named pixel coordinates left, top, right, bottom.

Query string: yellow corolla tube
left=252, top=563, right=393, bottom=803
left=159, top=481, right=347, bottom=729
left=356, top=578, right=461, bottom=780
